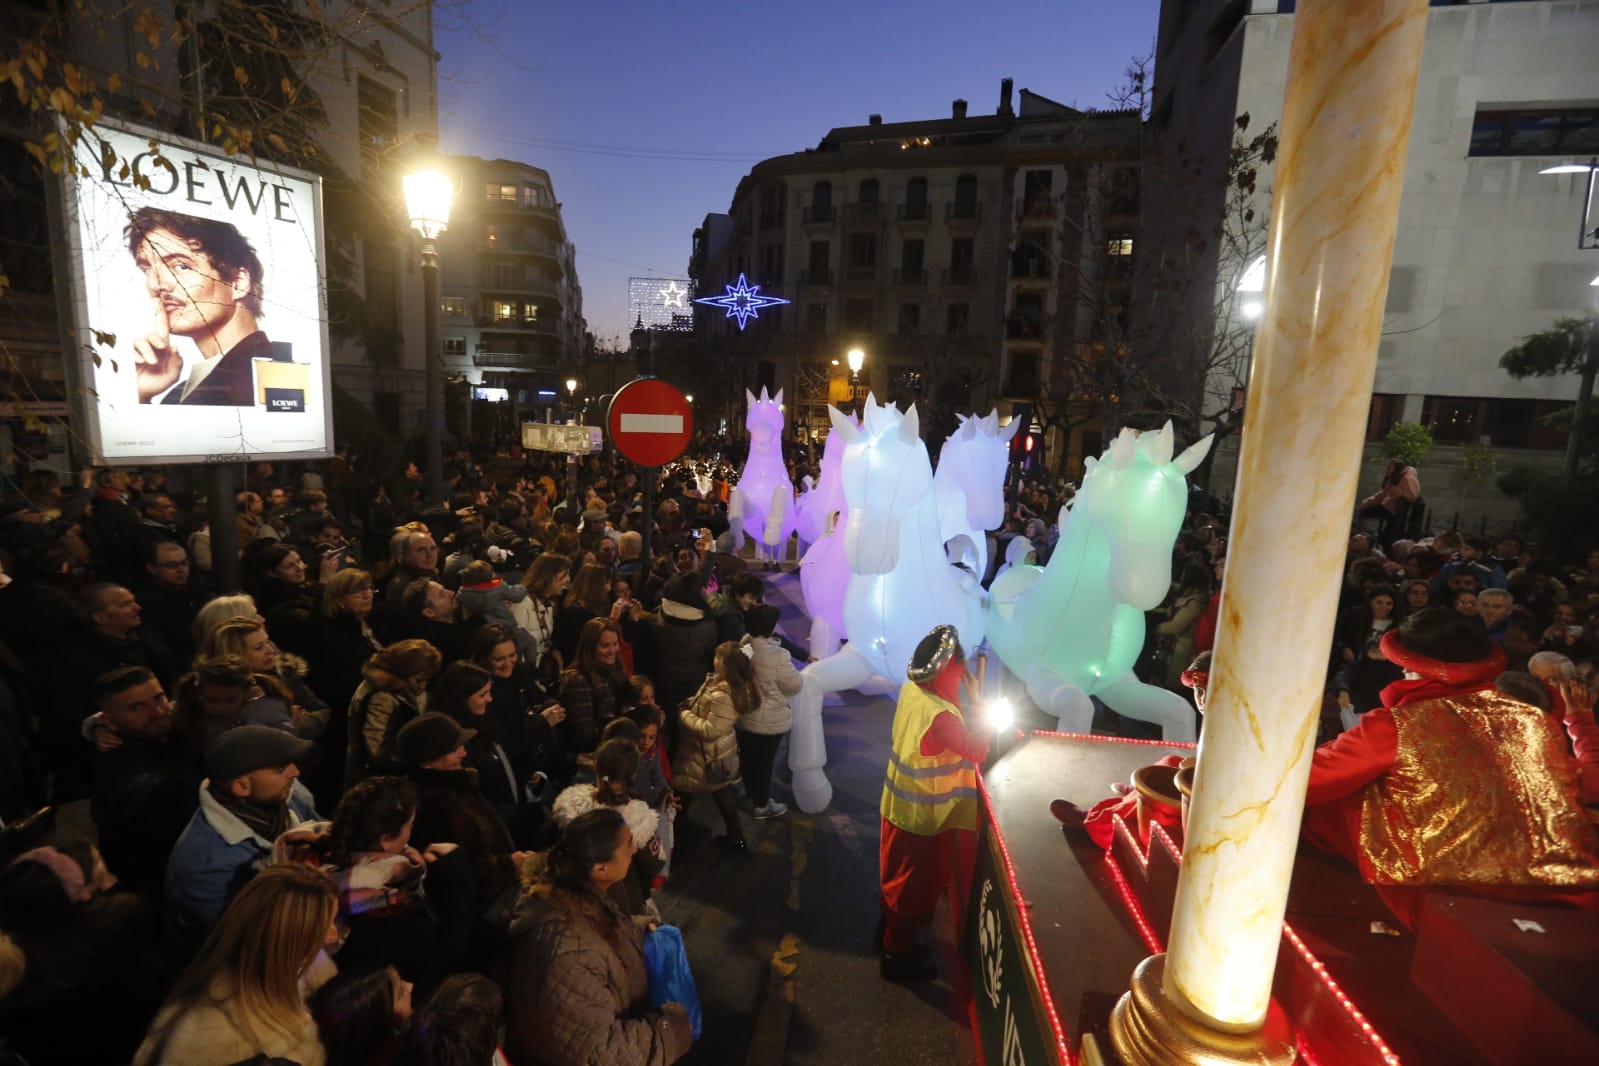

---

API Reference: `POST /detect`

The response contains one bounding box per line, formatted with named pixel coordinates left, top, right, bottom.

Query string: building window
left=806, top=303, right=828, bottom=335
left=902, top=176, right=929, bottom=220
left=490, top=263, right=516, bottom=288
left=1422, top=395, right=1569, bottom=450
left=485, top=225, right=499, bottom=246
left=951, top=174, right=978, bottom=218
left=946, top=303, right=969, bottom=336
left=844, top=298, right=874, bottom=333
left=859, top=178, right=880, bottom=204
left=897, top=303, right=920, bottom=335
left=443, top=336, right=466, bottom=357
left=847, top=233, right=877, bottom=280
left=1469, top=108, right=1599, bottom=157
left=492, top=301, right=516, bottom=322
left=1007, top=351, right=1039, bottom=397
left=486, top=183, right=518, bottom=202
left=524, top=184, right=548, bottom=207
left=1107, top=237, right=1135, bottom=256
left=521, top=303, right=539, bottom=321
left=949, top=237, right=974, bottom=283
left=807, top=241, right=831, bottom=284
left=356, top=76, right=396, bottom=179
left=900, top=238, right=924, bottom=282
left=892, top=366, right=924, bottom=396
left=442, top=297, right=466, bottom=317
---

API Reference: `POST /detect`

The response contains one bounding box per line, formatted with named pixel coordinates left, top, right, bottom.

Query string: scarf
left=213, top=788, right=291, bottom=843
left=1377, top=629, right=1507, bottom=709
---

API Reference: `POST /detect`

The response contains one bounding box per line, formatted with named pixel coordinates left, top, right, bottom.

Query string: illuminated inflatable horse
left=788, top=396, right=987, bottom=813
left=728, top=387, right=794, bottom=568
left=933, top=409, right=1019, bottom=579
left=987, top=423, right=1212, bottom=743
left=796, top=416, right=852, bottom=658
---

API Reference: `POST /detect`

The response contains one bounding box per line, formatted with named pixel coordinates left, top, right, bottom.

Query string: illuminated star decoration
left=659, top=280, right=688, bottom=308
left=693, top=272, right=789, bottom=331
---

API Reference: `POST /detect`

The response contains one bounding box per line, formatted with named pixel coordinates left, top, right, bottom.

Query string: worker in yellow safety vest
left=878, top=624, right=995, bottom=982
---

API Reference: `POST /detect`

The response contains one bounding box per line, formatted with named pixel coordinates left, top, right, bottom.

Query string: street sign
left=606, top=378, right=693, bottom=467
left=522, top=423, right=604, bottom=455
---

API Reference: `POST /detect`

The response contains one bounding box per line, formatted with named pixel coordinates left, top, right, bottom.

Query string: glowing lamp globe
left=404, top=170, right=454, bottom=240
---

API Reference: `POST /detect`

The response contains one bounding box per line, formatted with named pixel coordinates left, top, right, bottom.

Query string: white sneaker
left=753, top=801, right=788, bottom=819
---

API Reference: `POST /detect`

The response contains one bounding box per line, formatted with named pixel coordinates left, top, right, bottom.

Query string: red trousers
left=878, top=819, right=978, bottom=956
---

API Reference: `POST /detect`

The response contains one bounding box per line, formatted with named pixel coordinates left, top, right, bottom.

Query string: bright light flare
left=987, top=697, right=1015, bottom=732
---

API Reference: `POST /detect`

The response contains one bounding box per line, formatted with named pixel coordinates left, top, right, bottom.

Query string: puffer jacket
left=738, top=635, right=801, bottom=735
left=345, top=670, right=426, bottom=789
left=672, top=678, right=740, bottom=793
left=645, top=600, right=718, bottom=717
left=505, top=877, right=690, bottom=1066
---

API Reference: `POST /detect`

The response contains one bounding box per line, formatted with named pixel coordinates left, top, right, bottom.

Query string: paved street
left=655, top=570, right=979, bottom=1066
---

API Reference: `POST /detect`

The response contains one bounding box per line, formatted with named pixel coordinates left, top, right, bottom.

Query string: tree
left=1500, top=315, right=1599, bottom=487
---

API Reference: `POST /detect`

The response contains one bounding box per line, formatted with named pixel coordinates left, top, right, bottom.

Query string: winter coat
left=164, top=780, right=319, bottom=933
left=405, top=767, right=519, bottom=914
left=557, top=663, right=628, bottom=759
left=644, top=600, right=718, bottom=717
left=738, top=635, right=801, bottom=735
left=346, top=672, right=426, bottom=789
left=458, top=579, right=531, bottom=648
left=505, top=879, right=688, bottom=1066
left=305, top=611, right=380, bottom=722
left=134, top=991, right=325, bottom=1066
left=672, top=678, right=741, bottom=794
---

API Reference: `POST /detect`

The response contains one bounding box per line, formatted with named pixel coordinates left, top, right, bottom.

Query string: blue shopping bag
left=643, top=924, right=703, bottom=1038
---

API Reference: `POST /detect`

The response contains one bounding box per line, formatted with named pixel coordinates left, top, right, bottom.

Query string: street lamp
left=846, top=347, right=865, bottom=407
left=565, top=377, right=579, bottom=423
left=404, top=166, right=454, bottom=505
left=1538, top=157, right=1599, bottom=250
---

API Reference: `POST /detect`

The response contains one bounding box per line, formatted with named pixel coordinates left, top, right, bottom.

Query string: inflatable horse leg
left=1024, top=663, right=1095, bottom=734
left=808, top=613, right=842, bottom=661
left=788, top=645, right=876, bottom=814
left=1096, top=673, right=1198, bottom=745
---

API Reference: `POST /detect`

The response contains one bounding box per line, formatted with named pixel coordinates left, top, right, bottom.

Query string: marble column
left=1108, top=0, right=1432, bottom=1060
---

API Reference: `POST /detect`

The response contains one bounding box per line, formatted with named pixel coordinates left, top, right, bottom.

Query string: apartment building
left=435, top=157, right=585, bottom=430
left=1149, top=0, right=1599, bottom=524
left=688, top=79, right=1141, bottom=467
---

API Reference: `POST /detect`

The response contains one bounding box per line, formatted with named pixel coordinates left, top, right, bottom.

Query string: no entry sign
left=606, top=378, right=694, bottom=467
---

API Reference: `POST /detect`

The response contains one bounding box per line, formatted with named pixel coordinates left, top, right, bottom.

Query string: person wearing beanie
left=396, top=713, right=524, bottom=935
left=877, top=625, right=997, bottom=983
left=1303, top=607, right=1599, bottom=927
left=164, top=725, right=321, bottom=933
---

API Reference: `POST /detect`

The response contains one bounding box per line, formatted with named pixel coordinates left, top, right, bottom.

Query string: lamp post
left=846, top=347, right=865, bottom=408
left=565, top=377, right=579, bottom=422
left=404, top=167, right=454, bottom=506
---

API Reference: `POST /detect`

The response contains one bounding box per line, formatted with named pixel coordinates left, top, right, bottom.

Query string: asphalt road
left=655, top=569, right=979, bottom=1066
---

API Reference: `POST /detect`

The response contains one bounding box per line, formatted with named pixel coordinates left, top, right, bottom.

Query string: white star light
left=659, top=281, right=687, bottom=308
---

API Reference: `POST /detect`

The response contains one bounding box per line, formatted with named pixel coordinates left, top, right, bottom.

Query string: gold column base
left=1107, top=955, right=1296, bottom=1066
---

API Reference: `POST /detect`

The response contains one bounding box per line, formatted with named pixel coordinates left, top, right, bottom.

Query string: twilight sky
left=435, top=0, right=1161, bottom=345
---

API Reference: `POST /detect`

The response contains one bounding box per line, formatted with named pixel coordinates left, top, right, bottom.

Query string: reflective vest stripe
left=887, top=751, right=976, bottom=780
left=883, top=778, right=981, bottom=807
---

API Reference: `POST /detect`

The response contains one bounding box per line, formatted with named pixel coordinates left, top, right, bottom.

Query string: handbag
left=644, top=924, right=703, bottom=1038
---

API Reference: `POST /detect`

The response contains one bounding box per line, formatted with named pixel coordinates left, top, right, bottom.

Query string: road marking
left=619, top=413, right=684, bottom=434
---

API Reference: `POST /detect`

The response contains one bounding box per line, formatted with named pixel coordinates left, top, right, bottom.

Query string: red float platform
left=967, top=732, right=1599, bottom=1065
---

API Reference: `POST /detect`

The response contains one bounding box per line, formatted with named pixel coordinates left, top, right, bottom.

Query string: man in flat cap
left=165, top=725, right=321, bottom=932
left=878, top=624, right=995, bottom=982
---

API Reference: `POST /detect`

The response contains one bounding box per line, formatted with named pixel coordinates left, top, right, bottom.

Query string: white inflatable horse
left=729, top=388, right=794, bottom=569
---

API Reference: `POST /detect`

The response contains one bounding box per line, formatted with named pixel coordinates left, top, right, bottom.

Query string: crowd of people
left=0, top=436, right=831, bottom=1066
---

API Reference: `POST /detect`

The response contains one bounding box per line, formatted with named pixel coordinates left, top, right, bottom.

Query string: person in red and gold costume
left=1303, top=607, right=1599, bottom=927
left=877, top=625, right=994, bottom=982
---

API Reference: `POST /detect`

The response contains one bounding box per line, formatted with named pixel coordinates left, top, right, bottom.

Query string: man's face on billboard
left=133, top=227, right=249, bottom=344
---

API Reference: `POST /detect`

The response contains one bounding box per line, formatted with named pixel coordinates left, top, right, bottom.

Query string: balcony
left=474, top=350, right=557, bottom=371
left=802, top=204, right=836, bottom=225
left=945, top=202, right=981, bottom=223
left=483, top=234, right=565, bottom=260
left=482, top=196, right=561, bottom=219
left=893, top=267, right=926, bottom=286
left=942, top=266, right=976, bottom=287
left=844, top=266, right=878, bottom=283
left=1011, top=257, right=1052, bottom=282
left=477, top=274, right=561, bottom=300
left=897, top=202, right=932, bottom=223
left=798, top=269, right=833, bottom=286
left=1006, top=314, right=1043, bottom=341
left=843, top=202, right=886, bottom=224
left=476, top=314, right=557, bottom=333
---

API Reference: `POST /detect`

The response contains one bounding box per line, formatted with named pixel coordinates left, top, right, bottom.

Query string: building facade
left=688, top=80, right=1141, bottom=469
left=435, top=156, right=585, bottom=434
left=1150, top=0, right=1599, bottom=526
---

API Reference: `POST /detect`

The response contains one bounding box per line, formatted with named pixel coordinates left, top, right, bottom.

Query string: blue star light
left=693, top=273, right=790, bottom=331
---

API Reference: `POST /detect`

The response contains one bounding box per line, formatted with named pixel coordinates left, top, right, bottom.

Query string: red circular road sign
left=606, top=378, right=694, bottom=467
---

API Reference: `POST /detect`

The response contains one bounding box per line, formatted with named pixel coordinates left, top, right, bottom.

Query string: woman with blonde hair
left=674, top=640, right=761, bottom=851
left=192, top=593, right=262, bottom=654
left=345, top=639, right=443, bottom=790
left=202, top=617, right=329, bottom=741
left=134, top=863, right=339, bottom=1065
